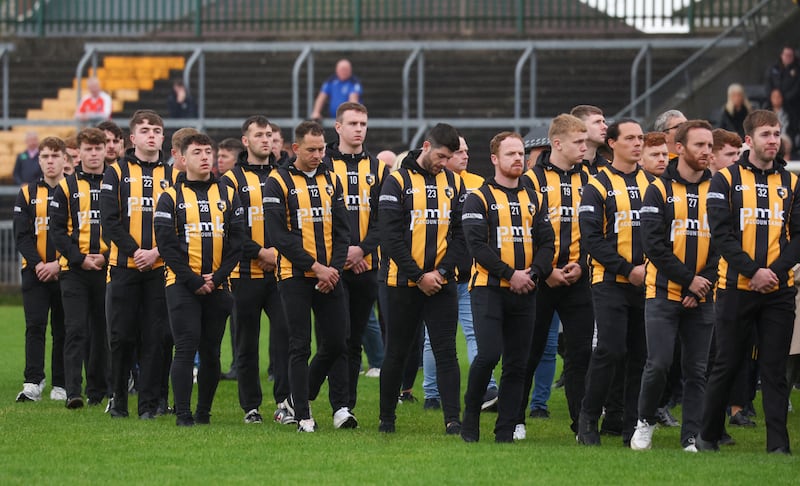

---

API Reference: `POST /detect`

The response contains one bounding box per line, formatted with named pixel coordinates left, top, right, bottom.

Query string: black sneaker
left=656, top=406, right=680, bottom=427
left=155, top=398, right=172, bottom=416
left=65, top=396, right=84, bottom=409
left=694, top=435, right=719, bottom=452
left=719, top=431, right=736, bottom=446
left=378, top=420, right=395, bottom=433
left=553, top=372, right=565, bottom=389
left=445, top=421, right=462, bottom=435
left=768, top=446, right=791, bottom=455
left=139, top=411, right=156, bottom=420
left=109, top=406, right=129, bottom=418
left=194, top=411, right=211, bottom=425
left=600, top=412, right=623, bottom=436
left=481, top=387, right=499, bottom=411
left=176, top=414, right=195, bottom=427
left=423, top=398, right=441, bottom=410
left=87, top=397, right=103, bottom=407
left=529, top=408, right=550, bottom=419
left=244, top=409, right=263, bottom=424
left=577, top=412, right=601, bottom=446
left=220, top=369, right=237, bottom=381
left=461, top=412, right=480, bottom=442
left=729, top=411, right=756, bottom=427
left=398, top=391, right=418, bottom=404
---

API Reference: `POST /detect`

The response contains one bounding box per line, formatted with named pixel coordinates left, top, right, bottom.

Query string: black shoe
left=139, top=411, right=156, bottom=420
left=729, top=411, right=756, bottom=427
left=481, top=387, right=499, bottom=411
left=768, top=446, right=791, bottom=455
left=461, top=412, right=480, bottom=442
left=109, top=407, right=129, bottom=418
left=599, top=412, right=623, bottom=436
left=695, top=436, right=720, bottom=452
left=378, top=420, right=395, bottom=433
left=655, top=406, right=680, bottom=427
left=719, top=431, right=736, bottom=446
left=577, top=412, right=600, bottom=446
left=423, top=398, right=441, bottom=410
left=65, top=396, right=84, bottom=409
left=446, top=421, right=462, bottom=435
left=743, top=403, right=756, bottom=418
left=553, top=373, right=565, bottom=389
left=398, top=391, right=418, bottom=404
left=87, top=397, right=103, bottom=407
left=155, top=398, right=172, bottom=416
left=220, top=370, right=237, bottom=381
left=529, top=408, right=550, bottom=419
left=176, top=414, right=195, bottom=427
left=194, top=411, right=211, bottom=425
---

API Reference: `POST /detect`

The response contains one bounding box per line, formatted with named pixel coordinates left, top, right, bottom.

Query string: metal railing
left=65, top=38, right=737, bottom=144
left=615, top=0, right=793, bottom=120
left=0, top=43, right=13, bottom=131
left=0, top=220, right=20, bottom=286
left=0, top=0, right=769, bottom=37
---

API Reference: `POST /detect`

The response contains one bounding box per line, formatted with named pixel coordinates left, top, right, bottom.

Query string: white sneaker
left=513, top=423, right=527, bottom=441
left=365, top=368, right=381, bottom=378
left=683, top=438, right=698, bottom=453
left=333, top=407, right=358, bottom=429
left=16, top=382, right=42, bottom=402
left=38, top=379, right=46, bottom=394
left=297, top=418, right=317, bottom=433
left=630, top=419, right=656, bottom=450
left=192, top=367, right=198, bottom=384
left=274, top=399, right=297, bottom=425
left=244, top=409, right=263, bottom=424
left=50, top=386, right=67, bottom=401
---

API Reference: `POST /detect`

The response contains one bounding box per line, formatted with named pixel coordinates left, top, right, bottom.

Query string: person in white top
left=75, top=78, right=112, bottom=124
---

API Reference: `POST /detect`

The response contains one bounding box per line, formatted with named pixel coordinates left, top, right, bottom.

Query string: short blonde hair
left=548, top=114, right=587, bottom=141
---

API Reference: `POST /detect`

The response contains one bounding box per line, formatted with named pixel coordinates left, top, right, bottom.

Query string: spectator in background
left=215, top=138, right=244, bottom=177
left=764, top=46, right=799, bottom=121
left=709, top=129, right=742, bottom=175
left=310, top=59, right=362, bottom=121
left=268, top=122, right=289, bottom=166
left=640, top=132, right=669, bottom=177
left=75, top=78, right=112, bottom=124
left=719, top=84, right=752, bottom=139
left=377, top=150, right=396, bottom=169
left=653, top=109, right=687, bottom=159
left=13, top=132, right=41, bottom=185
left=97, top=121, right=125, bottom=165
left=167, top=80, right=197, bottom=119
left=63, top=136, right=78, bottom=176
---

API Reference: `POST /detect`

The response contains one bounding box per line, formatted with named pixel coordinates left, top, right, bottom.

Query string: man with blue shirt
left=311, top=59, right=362, bottom=121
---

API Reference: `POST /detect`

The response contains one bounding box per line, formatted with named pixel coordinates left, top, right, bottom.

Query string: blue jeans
left=530, top=313, right=560, bottom=411
left=423, top=282, right=496, bottom=399
left=361, top=305, right=384, bottom=369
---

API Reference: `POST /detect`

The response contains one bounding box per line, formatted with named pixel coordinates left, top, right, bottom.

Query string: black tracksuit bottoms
left=60, top=268, right=108, bottom=401
left=342, top=269, right=379, bottom=410
left=21, top=268, right=65, bottom=388
left=581, top=282, right=646, bottom=443
left=463, top=286, right=536, bottom=442
left=232, top=275, right=290, bottom=412
left=380, top=283, right=459, bottom=426
left=279, top=277, right=349, bottom=421
left=166, top=284, right=233, bottom=418
left=106, top=266, right=169, bottom=415
left=518, top=277, right=594, bottom=432
left=701, top=288, right=795, bottom=452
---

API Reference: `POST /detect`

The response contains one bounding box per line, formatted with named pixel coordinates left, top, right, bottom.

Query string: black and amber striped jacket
left=49, top=168, right=108, bottom=271
left=14, top=179, right=60, bottom=270
left=462, top=178, right=554, bottom=289
left=220, top=151, right=280, bottom=279
left=100, top=149, right=175, bottom=269
left=323, top=142, right=389, bottom=272
left=707, top=152, right=800, bottom=292
left=154, top=173, right=245, bottom=291
left=377, top=150, right=467, bottom=287
left=263, top=160, right=350, bottom=281
left=522, top=152, right=589, bottom=271
left=641, top=163, right=718, bottom=302
left=581, top=153, right=610, bottom=176
left=578, top=163, right=653, bottom=285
